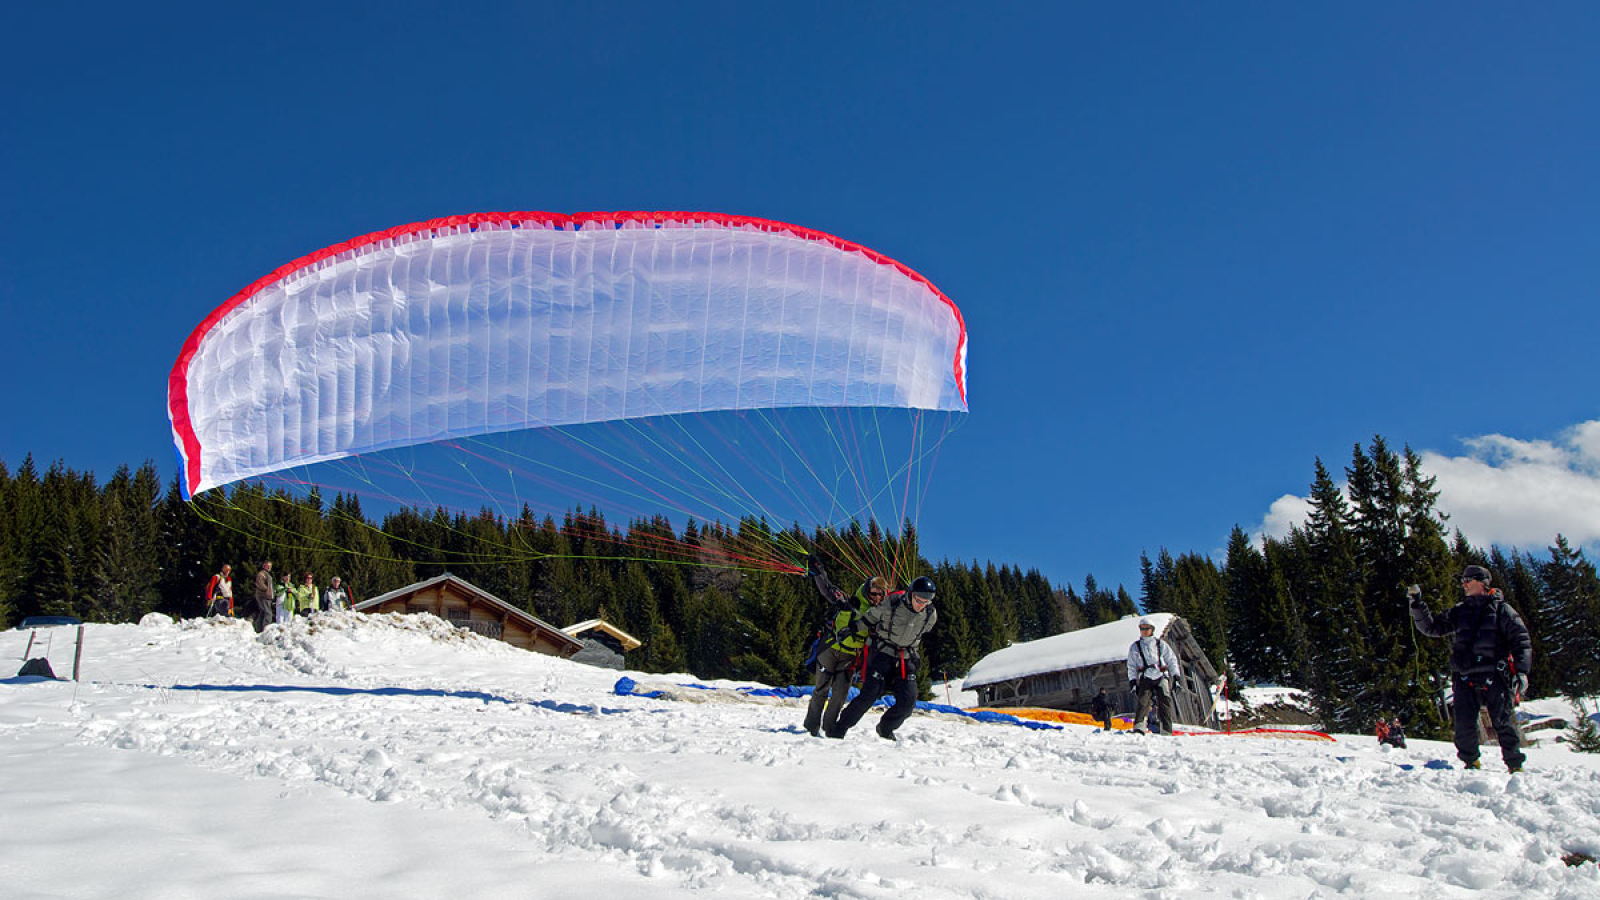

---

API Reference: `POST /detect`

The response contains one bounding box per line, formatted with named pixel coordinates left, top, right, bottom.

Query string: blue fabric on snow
left=611, top=678, right=1060, bottom=730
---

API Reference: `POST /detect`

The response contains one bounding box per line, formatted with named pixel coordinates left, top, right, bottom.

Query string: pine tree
left=0, top=461, right=23, bottom=626
left=31, top=462, right=102, bottom=619
left=1502, top=549, right=1553, bottom=697
left=1112, top=586, right=1138, bottom=618
left=1167, top=552, right=1228, bottom=670
left=923, top=560, right=977, bottom=676
left=1053, top=586, right=1087, bottom=632
left=92, top=463, right=164, bottom=621
left=965, top=560, right=1008, bottom=653
left=1082, top=573, right=1120, bottom=624
left=4, top=457, right=46, bottom=623
left=1539, top=536, right=1600, bottom=699
left=1261, top=533, right=1314, bottom=688
left=1223, top=526, right=1273, bottom=682
left=1301, top=457, right=1371, bottom=732
left=1567, top=700, right=1600, bottom=754
left=1390, top=445, right=1454, bottom=736
left=156, top=474, right=220, bottom=618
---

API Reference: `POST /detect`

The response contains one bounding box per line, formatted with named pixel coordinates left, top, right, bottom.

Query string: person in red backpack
left=205, top=564, right=233, bottom=617
left=1409, top=565, right=1532, bottom=772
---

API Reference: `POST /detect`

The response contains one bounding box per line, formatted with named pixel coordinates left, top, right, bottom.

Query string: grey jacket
left=861, top=593, right=937, bottom=653
left=254, top=568, right=275, bottom=602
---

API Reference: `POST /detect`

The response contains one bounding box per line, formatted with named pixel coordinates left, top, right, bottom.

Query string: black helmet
left=909, top=575, right=936, bottom=601
left=1460, top=565, right=1492, bottom=585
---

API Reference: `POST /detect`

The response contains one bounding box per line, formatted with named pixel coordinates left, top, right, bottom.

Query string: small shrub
left=1567, top=699, right=1600, bottom=754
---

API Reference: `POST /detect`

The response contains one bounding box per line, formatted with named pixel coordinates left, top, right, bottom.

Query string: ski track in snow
left=4, top=613, right=1599, bottom=899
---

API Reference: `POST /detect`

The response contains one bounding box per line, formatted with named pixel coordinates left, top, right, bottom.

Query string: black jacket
left=1410, top=590, right=1533, bottom=677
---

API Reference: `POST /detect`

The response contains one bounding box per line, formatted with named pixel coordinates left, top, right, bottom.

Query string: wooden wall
left=366, top=583, right=576, bottom=657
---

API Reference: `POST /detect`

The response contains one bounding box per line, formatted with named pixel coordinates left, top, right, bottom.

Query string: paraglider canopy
left=168, top=211, right=968, bottom=500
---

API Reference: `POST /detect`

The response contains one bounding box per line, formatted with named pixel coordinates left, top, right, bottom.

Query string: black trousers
left=833, top=651, right=917, bottom=737
left=1452, top=672, right=1524, bottom=768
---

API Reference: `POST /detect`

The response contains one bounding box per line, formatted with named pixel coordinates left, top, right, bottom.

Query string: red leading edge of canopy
left=167, top=211, right=970, bottom=497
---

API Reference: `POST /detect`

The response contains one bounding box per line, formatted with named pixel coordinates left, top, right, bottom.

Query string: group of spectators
left=203, top=561, right=351, bottom=633
left=1374, top=716, right=1407, bottom=748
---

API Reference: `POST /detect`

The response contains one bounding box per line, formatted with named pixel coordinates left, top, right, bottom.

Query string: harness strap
left=1135, top=639, right=1162, bottom=675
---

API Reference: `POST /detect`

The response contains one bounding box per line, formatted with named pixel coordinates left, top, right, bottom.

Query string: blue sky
left=3, top=4, right=1597, bottom=594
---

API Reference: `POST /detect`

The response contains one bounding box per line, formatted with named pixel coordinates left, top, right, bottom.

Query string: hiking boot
left=805, top=727, right=820, bottom=738
left=823, top=728, right=844, bottom=739
left=1507, top=763, right=1523, bottom=774
left=1463, top=759, right=1482, bottom=770
left=875, top=726, right=897, bottom=741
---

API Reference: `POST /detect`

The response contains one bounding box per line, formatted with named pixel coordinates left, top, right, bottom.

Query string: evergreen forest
left=3, top=434, right=1597, bottom=741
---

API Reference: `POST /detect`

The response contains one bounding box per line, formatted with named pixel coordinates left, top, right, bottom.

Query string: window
left=459, top=619, right=504, bottom=639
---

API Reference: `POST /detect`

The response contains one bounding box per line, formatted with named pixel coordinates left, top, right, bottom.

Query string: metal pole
left=72, top=625, right=84, bottom=681
left=23, top=631, right=35, bottom=659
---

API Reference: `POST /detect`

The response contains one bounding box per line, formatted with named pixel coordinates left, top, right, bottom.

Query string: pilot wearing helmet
left=827, top=575, right=938, bottom=741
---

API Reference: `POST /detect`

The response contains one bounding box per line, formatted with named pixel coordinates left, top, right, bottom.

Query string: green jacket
left=285, top=583, right=318, bottom=615
left=807, top=565, right=871, bottom=653
left=824, top=588, right=873, bottom=653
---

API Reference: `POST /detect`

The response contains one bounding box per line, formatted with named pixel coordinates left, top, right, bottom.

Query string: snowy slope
left=2, top=612, right=1597, bottom=899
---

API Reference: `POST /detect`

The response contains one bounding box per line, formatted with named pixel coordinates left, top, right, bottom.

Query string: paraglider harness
left=803, top=603, right=868, bottom=670
left=1454, top=589, right=1523, bottom=706
left=860, top=592, right=936, bottom=682
left=1132, top=639, right=1170, bottom=688
left=800, top=564, right=871, bottom=670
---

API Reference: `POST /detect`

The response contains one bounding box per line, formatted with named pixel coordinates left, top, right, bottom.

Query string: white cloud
left=1256, top=493, right=1313, bottom=543
left=1252, top=420, right=1600, bottom=555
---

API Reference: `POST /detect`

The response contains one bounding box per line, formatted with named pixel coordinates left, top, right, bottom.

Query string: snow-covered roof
left=962, top=613, right=1178, bottom=689
left=562, top=619, right=642, bottom=651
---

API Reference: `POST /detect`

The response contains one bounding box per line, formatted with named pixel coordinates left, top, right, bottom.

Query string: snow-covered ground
left=3, top=612, right=1597, bottom=899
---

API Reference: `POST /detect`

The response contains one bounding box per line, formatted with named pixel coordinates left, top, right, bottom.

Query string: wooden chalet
left=561, top=619, right=642, bottom=653
left=560, top=619, right=643, bottom=670
left=353, top=574, right=584, bottom=659
left=962, top=613, right=1221, bottom=727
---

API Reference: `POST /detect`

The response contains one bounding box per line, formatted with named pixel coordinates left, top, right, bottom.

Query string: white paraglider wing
left=169, top=212, right=967, bottom=498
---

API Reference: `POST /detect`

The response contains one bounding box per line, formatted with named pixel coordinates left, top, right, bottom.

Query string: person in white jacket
left=323, top=576, right=350, bottom=612
left=1127, top=618, right=1180, bottom=735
